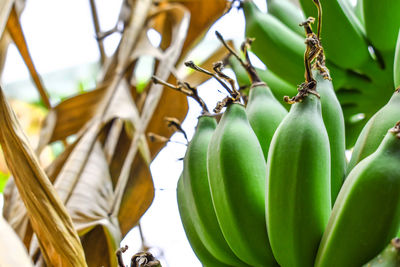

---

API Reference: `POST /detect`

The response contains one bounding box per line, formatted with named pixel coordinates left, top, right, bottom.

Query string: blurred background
left=0, top=0, right=268, bottom=266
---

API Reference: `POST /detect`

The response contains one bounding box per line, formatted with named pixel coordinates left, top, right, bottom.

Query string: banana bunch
left=363, top=238, right=400, bottom=267
left=240, top=0, right=400, bottom=148
left=315, top=122, right=400, bottom=267
left=175, top=2, right=400, bottom=265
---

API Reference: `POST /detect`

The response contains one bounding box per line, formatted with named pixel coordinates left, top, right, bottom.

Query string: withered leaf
left=0, top=87, right=87, bottom=267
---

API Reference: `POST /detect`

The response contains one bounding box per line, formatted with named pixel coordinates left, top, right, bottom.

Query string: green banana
left=176, top=176, right=231, bottom=267
left=266, top=92, right=331, bottom=267
left=228, top=55, right=297, bottom=107
left=299, top=0, right=371, bottom=69
left=354, top=0, right=365, bottom=26
left=207, top=103, right=277, bottom=267
left=314, top=69, right=346, bottom=203
left=347, top=88, right=400, bottom=174
left=395, top=31, right=400, bottom=88
left=242, top=0, right=305, bottom=85
left=241, top=0, right=349, bottom=91
left=246, top=81, right=288, bottom=161
left=315, top=123, right=400, bottom=267
left=362, top=238, right=400, bottom=267
left=363, top=0, right=400, bottom=52
left=266, top=0, right=305, bottom=36
left=182, top=115, right=244, bottom=266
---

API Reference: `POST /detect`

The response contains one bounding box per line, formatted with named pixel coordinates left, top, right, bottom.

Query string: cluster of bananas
left=176, top=0, right=400, bottom=266
left=239, top=0, right=400, bottom=149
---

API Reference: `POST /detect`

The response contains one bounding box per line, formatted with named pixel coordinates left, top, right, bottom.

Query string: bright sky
left=0, top=0, right=267, bottom=266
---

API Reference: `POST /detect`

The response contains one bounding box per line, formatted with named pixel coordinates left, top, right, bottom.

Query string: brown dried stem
left=89, top=0, right=106, bottom=65
left=130, top=252, right=162, bottom=267
left=312, top=0, right=322, bottom=39
left=184, top=60, right=235, bottom=98
left=285, top=18, right=322, bottom=104
left=389, top=121, right=400, bottom=139
left=213, top=61, right=239, bottom=95
left=164, top=117, right=188, bottom=142
left=310, top=0, right=331, bottom=79
left=215, top=31, right=262, bottom=84
left=151, top=76, right=209, bottom=114
left=116, top=245, right=129, bottom=267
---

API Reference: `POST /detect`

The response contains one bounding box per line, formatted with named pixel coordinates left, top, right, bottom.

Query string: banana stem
left=184, top=61, right=238, bottom=98
left=285, top=18, right=322, bottom=104
left=215, top=31, right=262, bottom=84
left=389, top=121, right=400, bottom=138
left=164, top=117, right=188, bottom=142
left=312, top=0, right=322, bottom=39
left=116, top=245, right=129, bottom=267
left=213, top=61, right=240, bottom=94
left=151, top=75, right=209, bottom=114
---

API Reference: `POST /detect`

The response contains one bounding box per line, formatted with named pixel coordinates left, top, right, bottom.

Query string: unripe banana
left=395, top=31, right=400, bottom=88
left=363, top=0, right=400, bottom=52
left=362, top=238, right=400, bottom=267
left=266, top=93, right=331, bottom=267
left=266, top=0, right=305, bottom=36
left=354, top=0, right=365, bottom=25
left=246, top=82, right=288, bottom=160
left=314, top=70, right=346, bottom=203
left=315, top=123, right=400, bottom=267
left=242, top=0, right=305, bottom=85
left=241, top=1, right=349, bottom=91
left=176, top=176, right=231, bottom=267
left=182, top=115, right=244, bottom=266
left=347, top=88, right=400, bottom=174
left=207, top=103, right=278, bottom=267
left=299, top=0, right=371, bottom=69
left=228, top=56, right=297, bottom=105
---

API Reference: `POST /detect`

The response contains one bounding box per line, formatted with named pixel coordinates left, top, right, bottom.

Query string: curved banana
left=246, top=82, right=288, bottom=161
left=347, top=88, right=400, bottom=174
left=229, top=56, right=297, bottom=106
left=354, top=0, right=365, bottom=26
left=363, top=0, right=400, bottom=52
left=362, top=238, right=400, bottom=267
left=242, top=0, right=305, bottom=85
left=266, top=92, right=331, bottom=267
left=266, top=0, right=305, bottom=36
left=182, top=115, right=245, bottom=266
left=395, top=31, right=400, bottom=88
left=176, top=176, right=232, bottom=267
left=207, top=103, right=278, bottom=267
left=315, top=123, right=400, bottom=267
left=299, top=0, right=371, bottom=69
left=314, top=70, right=346, bottom=203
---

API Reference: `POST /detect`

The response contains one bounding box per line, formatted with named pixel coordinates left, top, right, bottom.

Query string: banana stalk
left=229, top=56, right=297, bottom=106
left=347, top=88, right=400, bottom=174
left=299, top=0, right=371, bottom=69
